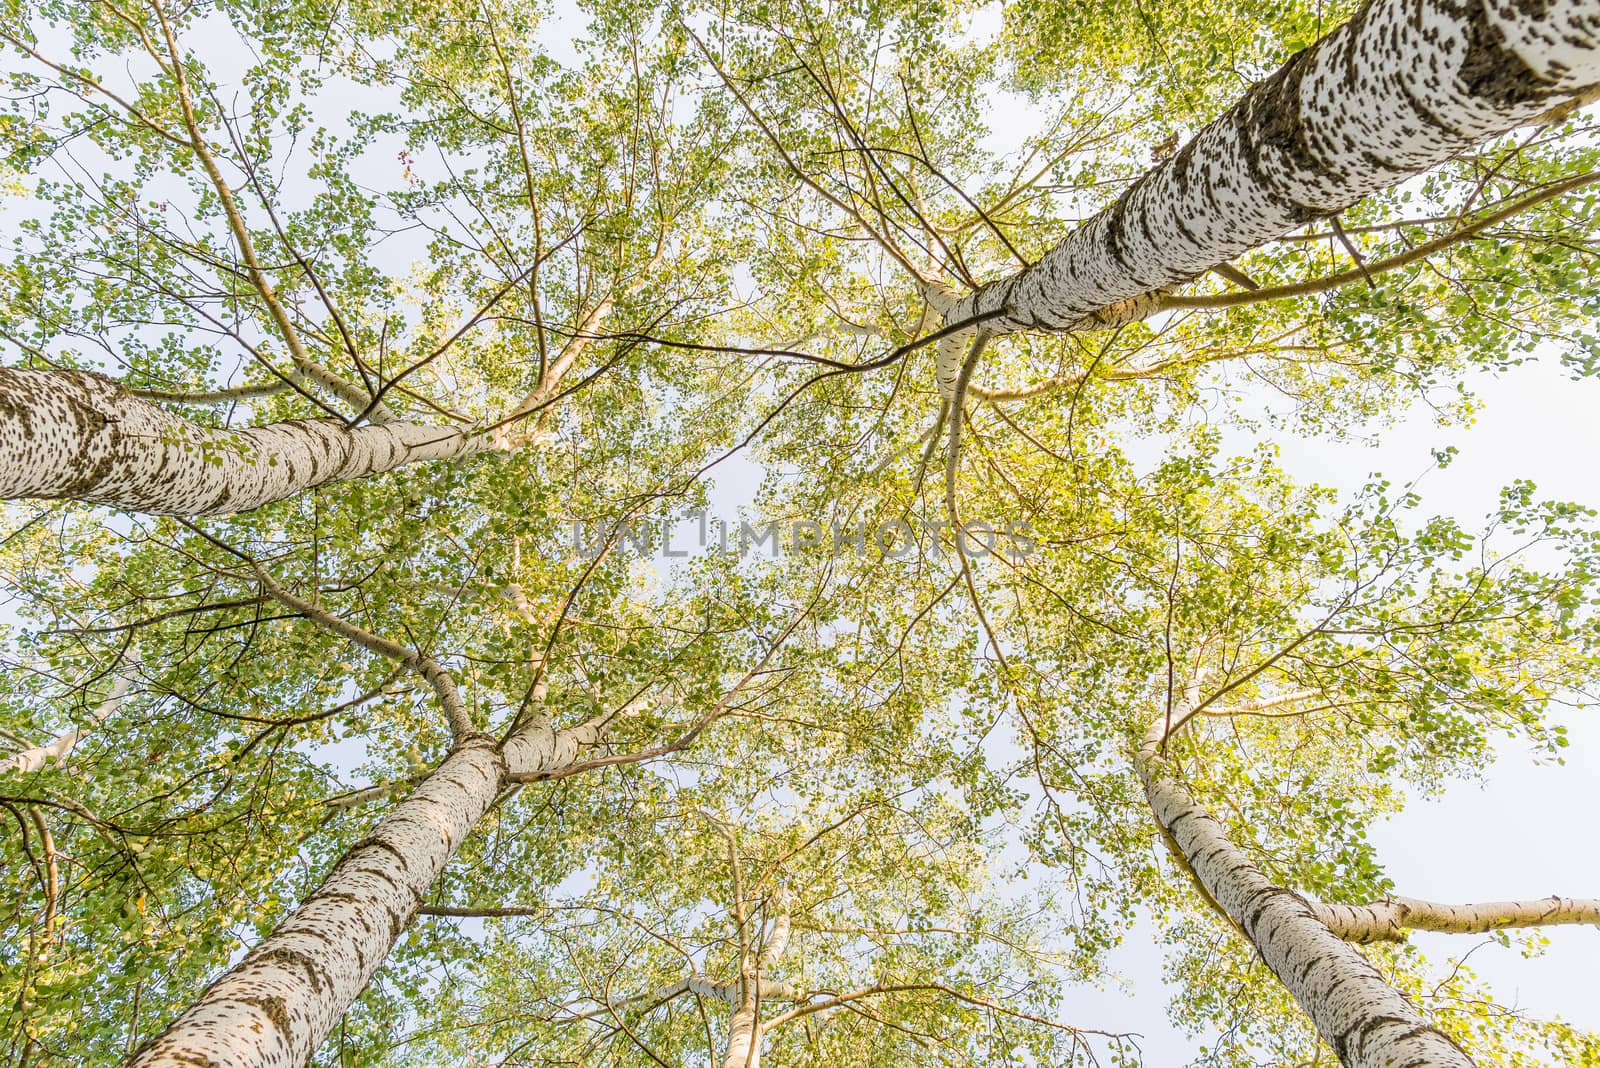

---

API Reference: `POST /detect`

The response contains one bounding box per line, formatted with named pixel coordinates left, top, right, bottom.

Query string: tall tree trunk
left=936, top=0, right=1600, bottom=391
left=1136, top=722, right=1474, bottom=1068
left=724, top=892, right=793, bottom=1068
left=724, top=1003, right=762, bottom=1068
left=127, top=720, right=600, bottom=1068
left=0, top=369, right=497, bottom=515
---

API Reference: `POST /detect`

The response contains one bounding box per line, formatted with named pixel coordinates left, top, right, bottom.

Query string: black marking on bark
left=1170, top=200, right=1202, bottom=249
left=1390, top=1020, right=1475, bottom=1061
left=356, top=863, right=408, bottom=898
left=355, top=835, right=415, bottom=875
left=1101, top=195, right=1144, bottom=276
left=1396, top=67, right=1469, bottom=136
left=1321, top=971, right=1353, bottom=1002
left=1242, top=49, right=1326, bottom=210
left=126, top=1038, right=217, bottom=1068
left=281, top=925, right=336, bottom=949
left=1134, top=197, right=1162, bottom=272
left=202, top=469, right=238, bottom=515
left=1459, top=0, right=1559, bottom=106
left=1170, top=138, right=1201, bottom=200
left=1294, top=947, right=1326, bottom=983
left=1240, top=885, right=1282, bottom=935
left=1342, top=1013, right=1421, bottom=1061
left=1329, top=1019, right=1353, bottom=1063
left=301, top=424, right=327, bottom=484
left=235, top=993, right=294, bottom=1039
left=249, top=945, right=328, bottom=994
left=55, top=387, right=119, bottom=499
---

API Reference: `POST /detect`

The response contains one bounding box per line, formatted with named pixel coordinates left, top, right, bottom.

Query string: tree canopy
left=1, top=0, right=1598, bottom=1065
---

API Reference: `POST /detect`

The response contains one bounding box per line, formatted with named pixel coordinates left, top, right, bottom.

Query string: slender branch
left=151, top=0, right=393, bottom=423
left=944, top=331, right=1009, bottom=676
left=758, top=983, right=1099, bottom=1036
left=253, top=571, right=477, bottom=740
left=0, top=30, right=189, bottom=148
left=178, top=524, right=478, bottom=740
left=510, top=596, right=810, bottom=782
left=1201, top=689, right=1318, bottom=717
left=1, top=650, right=141, bottom=775
left=1160, top=172, right=1600, bottom=313
left=26, top=806, right=58, bottom=939
left=1313, top=894, right=1600, bottom=944
left=129, top=380, right=294, bottom=404
left=689, top=30, right=928, bottom=283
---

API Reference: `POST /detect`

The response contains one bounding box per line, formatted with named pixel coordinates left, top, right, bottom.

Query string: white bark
left=1, top=651, right=139, bottom=775
left=1313, top=895, right=1600, bottom=944
left=0, top=368, right=500, bottom=515
left=936, top=0, right=1600, bottom=395
left=1137, top=717, right=1474, bottom=1067
left=724, top=1003, right=762, bottom=1068
left=130, top=381, right=294, bottom=405
left=757, top=900, right=792, bottom=972
left=252, top=570, right=478, bottom=741
left=287, top=358, right=396, bottom=425
left=724, top=892, right=794, bottom=1068
left=127, top=719, right=599, bottom=1068
left=700, top=976, right=796, bottom=1005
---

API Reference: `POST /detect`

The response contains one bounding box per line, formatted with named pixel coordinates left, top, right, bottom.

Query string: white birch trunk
left=127, top=720, right=596, bottom=1068
left=0, top=368, right=498, bottom=515
left=937, top=0, right=1600, bottom=389
left=723, top=892, right=794, bottom=1068
left=1137, top=740, right=1474, bottom=1067
left=1312, top=895, right=1600, bottom=943
left=724, top=1004, right=762, bottom=1068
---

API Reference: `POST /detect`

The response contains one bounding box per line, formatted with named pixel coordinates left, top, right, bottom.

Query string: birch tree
left=692, top=0, right=1600, bottom=1058
left=3, top=0, right=1600, bottom=1065
left=0, top=0, right=732, bottom=515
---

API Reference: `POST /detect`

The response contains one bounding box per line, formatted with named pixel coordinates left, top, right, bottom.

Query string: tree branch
left=1313, top=894, right=1600, bottom=944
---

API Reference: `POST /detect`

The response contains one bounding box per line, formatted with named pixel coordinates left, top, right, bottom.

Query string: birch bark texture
left=127, top=720, right=601, bottom=1068
left=935, top=0, right=1600, bottom=390
left=0, top=369, right=497, bottom=515
left=724, top=894, right=793, bottom=1068
left=1136, top=725, right=1474, bottom=1068
left=1313, top=895, right=1600, bottom=943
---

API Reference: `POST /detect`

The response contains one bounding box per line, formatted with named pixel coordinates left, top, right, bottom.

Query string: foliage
left=1, top=0, right=1598, bottom=1064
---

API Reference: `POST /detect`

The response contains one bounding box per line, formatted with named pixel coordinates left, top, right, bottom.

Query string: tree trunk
left=724, top=1004, right=762, bottom=1068
left=939, top=0, right=1600, bottom=373
left=1136, top=743, right=1475, bottom=1068
left=0, top=368, right=497, bottom=515
left=723, top=892, right=793, bottom=1068
left=127, top=720, right=599, bottom=1068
